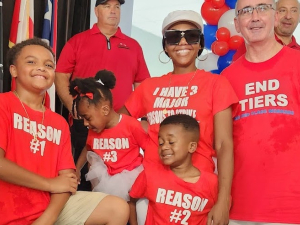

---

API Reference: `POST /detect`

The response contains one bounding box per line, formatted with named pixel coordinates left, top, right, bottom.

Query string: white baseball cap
left=162, top=10, right=204, bottom=35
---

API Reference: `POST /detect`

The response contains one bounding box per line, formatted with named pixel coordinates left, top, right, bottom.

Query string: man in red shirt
left=55, top=0, right=150, bottom=190
left=222, top=0, right=300, bottom=224
left=233, top=0, right=300, bottom=61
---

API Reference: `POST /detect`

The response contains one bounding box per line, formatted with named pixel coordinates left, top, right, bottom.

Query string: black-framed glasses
left=164, top=29, right=202, bottom=45
left=236, top=4, right=274, bottom=17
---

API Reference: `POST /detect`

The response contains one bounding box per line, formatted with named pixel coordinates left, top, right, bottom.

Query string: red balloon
left=201, top=1, right=230, bottom=25
left=216, top=27, right=230, bottom=42
left=229, top=35, right=245, bottom=50
left=210, top=41, right=217, bottom=52
left=212, top=0, right=225, bottom=8
left=212, top=40, right=229, bottom=56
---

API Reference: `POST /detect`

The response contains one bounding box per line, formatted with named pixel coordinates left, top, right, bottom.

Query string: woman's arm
left=207, top=107, right=233, bottom=225
left=118, top=106, right=131, bottom=115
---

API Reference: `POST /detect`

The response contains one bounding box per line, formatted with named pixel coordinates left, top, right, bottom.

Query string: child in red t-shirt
left=71, top=70, right=149, bottom=201
left=0, top=38, right=129, bottom=225
left=129, top=114, right=218, bottom=225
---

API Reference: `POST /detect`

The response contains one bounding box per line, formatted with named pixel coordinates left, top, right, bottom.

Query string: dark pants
left=71, top=119, right=91, bottom=191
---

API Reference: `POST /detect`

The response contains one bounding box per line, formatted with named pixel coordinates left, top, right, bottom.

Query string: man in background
left=55, top=0, right=150, bottom=191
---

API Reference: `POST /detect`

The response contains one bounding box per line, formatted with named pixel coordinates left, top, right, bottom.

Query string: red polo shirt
left=232, top=35, right=300, bottom=62
left=56, top=24, right=150, bottom=111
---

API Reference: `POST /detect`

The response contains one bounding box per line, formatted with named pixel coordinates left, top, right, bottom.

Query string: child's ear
left=101, top=104, right=110, bottom=116
left=9, top=65, right=18, bottom=78
left=188, top=142, right=197, bottom=153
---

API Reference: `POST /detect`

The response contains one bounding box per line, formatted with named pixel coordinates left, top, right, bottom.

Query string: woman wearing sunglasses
left=120, top=10, right=238, bottom=224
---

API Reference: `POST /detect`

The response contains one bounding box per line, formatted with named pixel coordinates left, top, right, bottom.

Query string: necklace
left=162, top=69, right=198, bottom=114
left=14, top=91, right=45, bottom=143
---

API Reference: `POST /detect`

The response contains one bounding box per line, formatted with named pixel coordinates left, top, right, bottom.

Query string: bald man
left=222, top=0, right=300, bottom=224
left=233, top=0, right=300, bottom=61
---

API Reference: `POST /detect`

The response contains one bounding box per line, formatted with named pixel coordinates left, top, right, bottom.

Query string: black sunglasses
left=164, top=29, right=202, bottom=45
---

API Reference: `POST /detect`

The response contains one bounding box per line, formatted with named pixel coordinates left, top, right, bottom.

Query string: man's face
left=94, top=0, right=121, bottom=27
left=234, top=0, right=278, bottom=44
left=275, top=0, right=300, bottom=38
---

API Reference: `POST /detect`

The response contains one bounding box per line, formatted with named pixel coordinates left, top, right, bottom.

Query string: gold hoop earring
left=197, top=48, right=209, bottom=61
left=158, top=50, right=171, bottom=64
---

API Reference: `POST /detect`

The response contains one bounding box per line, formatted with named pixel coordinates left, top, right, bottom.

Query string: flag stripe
left=42, top=0, right=57, bottom=111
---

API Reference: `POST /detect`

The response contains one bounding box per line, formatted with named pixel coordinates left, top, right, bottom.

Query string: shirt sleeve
left=56, top=120, right=76, bottom=173
left=130, top=118, right=149, bottom=151
left=134, top=43, right=150, bottom=83
left=129, top=170, right=147, bottom=199
left=124, top=80, right=148, bottom=118
left=55, top=40, right=76, bottom=74
left=212, top=76, right=238, bottom=115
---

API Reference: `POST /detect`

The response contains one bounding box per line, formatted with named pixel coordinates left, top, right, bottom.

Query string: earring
left=158, top=50, right=171, bottom=64
left=196, top=48, right=209, bottom=61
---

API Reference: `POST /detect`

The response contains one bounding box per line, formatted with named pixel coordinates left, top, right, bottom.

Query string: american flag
left=9, top=0, right=34, bottom=102
left=42, top=0, right=57, bottom=111
left=9, top=0, right=34, bottom=48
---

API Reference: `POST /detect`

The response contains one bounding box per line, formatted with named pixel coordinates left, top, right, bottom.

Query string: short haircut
left=276, top=0, right=300, bottom=9
left=7, top=37, right=55, bottom=66
left=235, top=0, right=276, bottom=15
left=160, top=114, right=200, bottom=142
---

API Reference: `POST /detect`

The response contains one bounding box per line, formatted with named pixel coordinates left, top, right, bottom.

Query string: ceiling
left=132, top=0, right=204, bottom=37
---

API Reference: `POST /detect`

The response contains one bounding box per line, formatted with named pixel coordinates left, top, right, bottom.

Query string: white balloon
left=197, top=53, right=219, bottom=72
left=218, top=9, right=242, bottom=37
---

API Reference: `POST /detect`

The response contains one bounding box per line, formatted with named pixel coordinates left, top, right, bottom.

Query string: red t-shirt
left=86, top=114, right=149, bottom=175
left=125, top=69, right=238, bottom=172
left=130, top=164, right=218, bottom=225
left=0, top=92, right=75, bottom=225
left=56, top=24, right=150, bottom=111
left=222, top=47, right=300, bottom=223
left=233, top=35, right=300, bottom=61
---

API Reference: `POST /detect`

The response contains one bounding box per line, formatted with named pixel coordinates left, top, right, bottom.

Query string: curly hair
left=69, top=70, right=116, bottom=116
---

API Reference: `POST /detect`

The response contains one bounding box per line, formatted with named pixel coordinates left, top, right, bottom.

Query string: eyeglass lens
left=237, top=4, right=274, bottom=16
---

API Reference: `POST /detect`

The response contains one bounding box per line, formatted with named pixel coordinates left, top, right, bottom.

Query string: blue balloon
left=203, top=24, right=218, bottom=50
left=225, top=0, right=237, bottom=9
left=217, top=50, right=236, bottom=72
left=210, top=69, right=221, bottom=75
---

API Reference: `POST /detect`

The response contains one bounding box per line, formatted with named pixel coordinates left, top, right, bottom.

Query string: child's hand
left=48, top=173, right=78, bottom=194
left=75, top=169, right=81, bottom=184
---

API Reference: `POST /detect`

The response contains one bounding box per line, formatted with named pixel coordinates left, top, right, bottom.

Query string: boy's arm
left=128, top=197, right=138, bottom=225
left=75, top=146, right=88, bottom=182
left=0, top=148, right=77, bottom=194
left=32, top=169, right=74, bottom=225
left=208, top=107, right=233, bottom=225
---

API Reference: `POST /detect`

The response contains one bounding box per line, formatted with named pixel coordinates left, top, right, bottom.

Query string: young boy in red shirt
left=129, top=114, right=218, bottom=225
left=0, top=38, right=129, bottom=225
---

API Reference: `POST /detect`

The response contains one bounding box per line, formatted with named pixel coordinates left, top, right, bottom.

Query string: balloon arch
left=198, top=0, right=244, bottom=74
